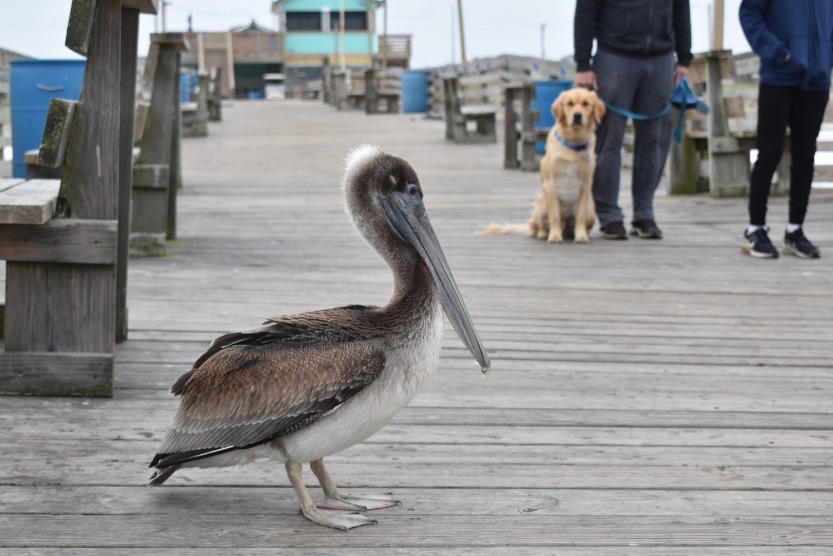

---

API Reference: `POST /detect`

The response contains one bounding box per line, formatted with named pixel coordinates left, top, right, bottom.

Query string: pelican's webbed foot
left=310, top=458, right=401, bottom=511
left=286, top=461, right=377, bottom=530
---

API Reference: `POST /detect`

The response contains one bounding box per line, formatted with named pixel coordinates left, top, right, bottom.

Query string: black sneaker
left=630, top=219, right=663, bottom=239
left=600, top=221, right=628, bottom=240
left=741, top=227, right=779, bottom=258
left=783, top=228, right=820, bottom=259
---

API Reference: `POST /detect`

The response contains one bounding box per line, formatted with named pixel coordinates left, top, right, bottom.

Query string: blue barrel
left=401, top=70, right=430, bottom=113
left=532, top=80, right=573, bottom=154
left=180, top=71, right=191, bottom=104
left=10, top=59, right=86, bottom=178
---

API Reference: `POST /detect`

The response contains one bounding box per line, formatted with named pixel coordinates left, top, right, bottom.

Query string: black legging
left=749, top=83, right=829, bottom=227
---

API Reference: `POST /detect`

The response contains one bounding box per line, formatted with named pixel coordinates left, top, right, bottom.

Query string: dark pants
left=749, top=84, right=829, bottom=227
left=592, top=50, right=675, bottom=227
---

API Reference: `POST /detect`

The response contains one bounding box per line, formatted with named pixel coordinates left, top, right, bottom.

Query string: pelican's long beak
left=381, top=188, right=491, bottom=373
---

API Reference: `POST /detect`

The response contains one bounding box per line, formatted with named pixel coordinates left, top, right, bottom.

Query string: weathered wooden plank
left=0, top=219, right=117, bottom=264
left=4, top=438, right=833, bottom=470
left=0, top=179, right=24, bottom=193
left=4, top=486, right=831, bottom=518
left=122, top=0, right=158, bottom=14
left=65, top=0, right=96, bottom=56
left=0, top=514, right=831, bottom=549
left=0, top=352, right=113, bottom=396
left=38, top=99, right=77, bottom=168
left=0, top=550, right=823, bottom=556
left=3, top=263, right=116, bottom=354
left=0, top=179, right=60, bottom=224
left=133, top=163, right=170, bottom=189
left=0, top=545, right=819, bottom=556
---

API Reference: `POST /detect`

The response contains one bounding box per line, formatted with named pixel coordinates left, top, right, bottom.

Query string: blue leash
left=599, top=77, right=706, bottom=145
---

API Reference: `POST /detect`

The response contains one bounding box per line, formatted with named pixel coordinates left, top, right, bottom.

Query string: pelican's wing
left=150, top=325, right=384, bottom=468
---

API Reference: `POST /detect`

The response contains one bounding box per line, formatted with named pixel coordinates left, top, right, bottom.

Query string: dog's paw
left=574, top=233, right=589, bottom=243
left=536, top=230, right=548, bottom=240
left=547, top=233, right=563, bottom=244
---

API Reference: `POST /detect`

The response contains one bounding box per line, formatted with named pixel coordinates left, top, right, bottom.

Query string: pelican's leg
left=310, top=458, right=401, bottom=511
left=285, top=461, right=376, bottom=530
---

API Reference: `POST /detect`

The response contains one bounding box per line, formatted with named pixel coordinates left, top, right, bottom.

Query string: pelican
left=149, top=145, right=490, bottom=530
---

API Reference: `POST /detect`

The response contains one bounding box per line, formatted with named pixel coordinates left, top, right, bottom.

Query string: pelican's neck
left=384, top=254, right=439, bottom=320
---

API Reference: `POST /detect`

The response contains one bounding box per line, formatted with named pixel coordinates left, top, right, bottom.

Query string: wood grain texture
left=0, top=99, right=831, bottom=551
left=117, top=6, right=141, bottom=343
left=0, top=219, right=117, bottom=263
left=38, top=99, right=77, bottom=168
left=0, top=179, right=60, bottom=224
left=0, top=352, right=113, bottom=396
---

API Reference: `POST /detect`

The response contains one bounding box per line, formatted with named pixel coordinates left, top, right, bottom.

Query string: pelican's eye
left=407, top=183, right=419, bottom=197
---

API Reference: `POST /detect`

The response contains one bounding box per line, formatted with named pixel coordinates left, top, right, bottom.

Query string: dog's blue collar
left=555, top=132, right=589, bottom=152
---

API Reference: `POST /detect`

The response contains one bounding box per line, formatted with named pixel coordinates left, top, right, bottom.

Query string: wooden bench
left=130, top=32, right=187, bottom=257
left=669, top=50, right=789, bottom=197
left=207, top=66, right=223, bottom=122
left=443, top=76, right=497, bottom=144
left=331, top=71, right=349, bottom=111
left=503, top=84, right=549, bottom=171
left=0, top=0, right=156, bottom=396
left=363, top=69, right=400, bottom=114
left=183, top=71, right=208, bottom=138
left=24, top=149, right=62, bottom=179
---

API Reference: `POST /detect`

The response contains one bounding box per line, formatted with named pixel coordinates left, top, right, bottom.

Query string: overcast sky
left=2, top=0, right=751, bottom=68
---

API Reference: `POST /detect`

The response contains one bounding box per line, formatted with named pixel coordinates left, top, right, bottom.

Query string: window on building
left=330, top=12, right=367, bottom=31
left=286, top=12, right=322, bottom=31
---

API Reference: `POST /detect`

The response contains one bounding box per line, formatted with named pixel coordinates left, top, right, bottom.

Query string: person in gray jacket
left=574, top=0, right=692, bottom=240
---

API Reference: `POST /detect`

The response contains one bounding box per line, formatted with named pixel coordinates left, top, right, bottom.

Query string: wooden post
left=116, top=5, right=140, bottom=343
left=504, top=87, right=520, bottom=169
left=705, top=50, right=748, bottom=197
left=519, top=85, right=537, bottom=171
left=456, top=0, right=467, bottom=64
left=365, top=69, right=378, bottom=114
left=711, top=0, right=724, bottom=51
left=130, top=33, right=187, bottom=256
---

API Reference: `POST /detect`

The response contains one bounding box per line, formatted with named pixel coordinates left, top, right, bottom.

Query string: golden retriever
left=481, top=87, right=605, bottom=243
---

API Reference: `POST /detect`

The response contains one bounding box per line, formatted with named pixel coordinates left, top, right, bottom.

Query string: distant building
left=179, top=0, right=410, bottom=98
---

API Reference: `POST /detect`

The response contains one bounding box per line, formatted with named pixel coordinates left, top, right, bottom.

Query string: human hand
left=785, top=51, right=791, bottom=62
left=674, top=65, right=689, bottom=85
left=574, top=71, right=598, bottom=90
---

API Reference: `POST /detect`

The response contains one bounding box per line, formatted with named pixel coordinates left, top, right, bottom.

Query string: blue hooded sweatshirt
left=740, top=0, right=833, bottom=91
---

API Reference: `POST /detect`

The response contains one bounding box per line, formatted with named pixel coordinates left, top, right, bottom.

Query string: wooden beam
left=0, top=180, right=60, bottom=224
left=123, top=0, right=158, bottom=14
left=65, top=0, right=97, bottom=56
left=0, top=219, right=118, bottom=264
left=0, top=352, right=113, bottom=396
left=38, top=99, right=77, bottom=169
left=151, top=32, right=190, bottom=51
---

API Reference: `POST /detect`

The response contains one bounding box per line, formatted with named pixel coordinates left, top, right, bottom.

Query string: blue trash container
left=180, top=71, right=191, bottom=104
left=10, top=59, right=86, bottom=178
left=532, top=80, right=573, bottom=154
left=401, top=71, right=430, bottom=113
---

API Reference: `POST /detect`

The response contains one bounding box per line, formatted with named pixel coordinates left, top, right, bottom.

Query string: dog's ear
left=552, top=94, right=565, bottom=124
left=592, top=93, right=606, bottom=125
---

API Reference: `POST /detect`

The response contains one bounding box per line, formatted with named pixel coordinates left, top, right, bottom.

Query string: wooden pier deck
left=2, top=99, right=832, bottom=554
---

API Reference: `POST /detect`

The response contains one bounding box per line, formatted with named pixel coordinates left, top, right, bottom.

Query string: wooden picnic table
left=0, top=98, right=831, bottom=552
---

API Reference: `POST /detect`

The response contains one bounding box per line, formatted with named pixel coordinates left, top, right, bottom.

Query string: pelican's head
left=343, top=145, right=490, bottom=373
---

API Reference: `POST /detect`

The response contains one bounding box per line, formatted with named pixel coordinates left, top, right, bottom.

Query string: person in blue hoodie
left=740, top=0, right=833, bottom=259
